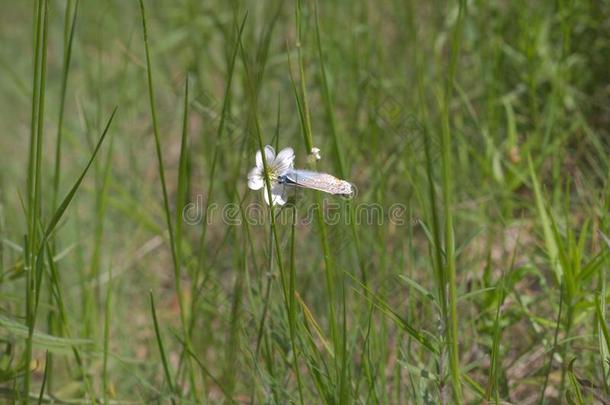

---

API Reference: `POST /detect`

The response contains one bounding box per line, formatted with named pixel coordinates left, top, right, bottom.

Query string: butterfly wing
left=286, top=170, right=353, bottom=196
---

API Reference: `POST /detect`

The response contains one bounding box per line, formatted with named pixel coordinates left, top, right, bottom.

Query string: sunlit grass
left=0, top=0, right=608, bottom=403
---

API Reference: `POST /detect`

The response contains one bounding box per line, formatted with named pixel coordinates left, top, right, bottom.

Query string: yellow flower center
left=265, top=167, right=278, bottom=182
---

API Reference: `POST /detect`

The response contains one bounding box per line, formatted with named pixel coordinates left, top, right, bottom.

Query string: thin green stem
left=540, top=282, right=565, bottom=404
left=52, top=0, right=78, bottom=211
left=440, top=0, right=467, bottom=401
left=149, top=291, right=177, bottom=405
left=24, top=1, right=48, bottom=399
left=288, top=206, right=305, bottom=404
left=138, top=0, right=195, bottom=396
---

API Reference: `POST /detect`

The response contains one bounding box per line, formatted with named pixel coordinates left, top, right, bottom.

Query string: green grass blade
left=528, top=154, right=561, bottom=282
left=596, top=294, right=610, bottom=394
left=36, top=351, right=49, bottom=405
left=25, top=106, right=115, bottom=402
left=52, top=0, right=79, bottom=211
left=23, top=0, right=47, bottom=394
left=196, top=15, right=247, bottom=270
left=103, top=267, right=113, bottom=405
left=174, top=77, right=189, bottom=260
left=149, top=291, right=177, bottom=404
left=138, top=0, right=196, bottom=395
left=38, top=108, right=117, bottom=253
left=540, top=282, right=565, bottom=404
left=566, top=359, right=585, bottom=405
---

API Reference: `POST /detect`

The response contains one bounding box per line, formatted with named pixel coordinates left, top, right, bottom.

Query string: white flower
left=247, top=145, right=295, bottom=206
left=310, top=147, right=321, bottom=161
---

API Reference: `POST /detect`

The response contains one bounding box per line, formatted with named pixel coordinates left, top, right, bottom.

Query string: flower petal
left=256, top=145, right=275, bottom=169
left=263, top=183, right=289, bottom=206
left=247, top=166, right=264, bottom=190
left=273, top=147, right=295, bottom=175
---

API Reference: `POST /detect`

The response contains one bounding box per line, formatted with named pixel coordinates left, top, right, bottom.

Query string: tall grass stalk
left=45, top=0, right=78, bottom=393
left=312, top=0, right=366, bottom=293
left=36, top=351, right=49, bottom=405
left=24, top=4, right=48, bottom=395
left=149, top=291, right=177, bottom=404
left=539, top=282, right=565, bottom=403
left=24, top=107, right=116, bottom=402
left=238, top=14, right=307, bottom=404
left=291, top=2, right=348, bottom=401
left=26, top=0, right=45, bottom=252
left=195, top=17, right=244, bottom=273
left=45, top=240, right=95, bottom=399
left=137, top=0, right=196, bottom=397
left=439, top=0, right=467, bottom=401
left=51, top=0, right=78, bottom=211
left=2, top=1, right=608, bottom=402
left=289, top=206, right=305, bottom=404
left=24, top=0, right=46, bottom=398
left=102, top=267, right=113, bottom=405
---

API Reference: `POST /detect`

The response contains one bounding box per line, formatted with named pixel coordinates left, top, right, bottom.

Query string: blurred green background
left=0, top=0, right=609, bottom=403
